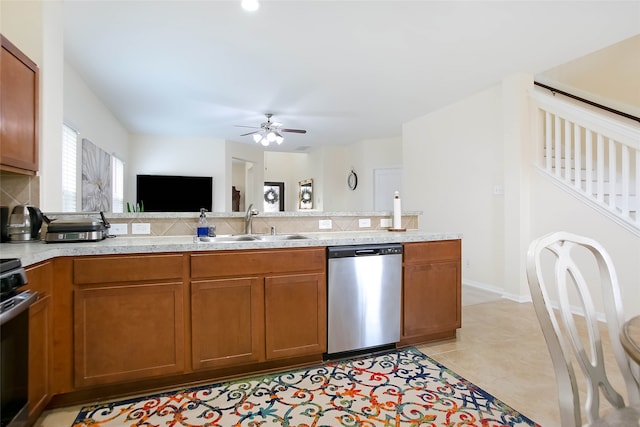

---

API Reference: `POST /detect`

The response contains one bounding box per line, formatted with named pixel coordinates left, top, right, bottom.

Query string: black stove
left=0, top=258, right=27, bottom=302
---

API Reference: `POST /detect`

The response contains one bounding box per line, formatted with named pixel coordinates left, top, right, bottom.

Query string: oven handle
left=0, top=291, right=38, bottom=326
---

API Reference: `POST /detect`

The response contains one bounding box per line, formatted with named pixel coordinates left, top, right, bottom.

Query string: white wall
left=344, top=137, right=403, bottom=212
left=306, top=138, right=402, bottom=213
left=129, top=135, right=226, bottom=212
left=530, top=173, right=640, bottom=317
left=404, top=86, right=505, bottom=291
left=264, top=152, right=311, bottom=211
left=64, top=62, right=130, bottom=209
left=537, top=34, right=640, bottom=118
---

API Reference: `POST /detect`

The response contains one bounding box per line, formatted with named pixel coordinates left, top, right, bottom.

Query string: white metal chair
left=526, top=231, right=640, bottom=427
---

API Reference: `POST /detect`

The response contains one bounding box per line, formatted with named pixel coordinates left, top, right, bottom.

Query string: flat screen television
left=136, top=174, right=213, bottom=212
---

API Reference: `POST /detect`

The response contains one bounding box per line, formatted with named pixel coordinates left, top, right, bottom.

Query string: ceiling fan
left=236, top=113, right=307, bottom=146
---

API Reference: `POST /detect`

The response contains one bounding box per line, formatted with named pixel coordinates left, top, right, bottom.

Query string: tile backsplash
left=104, top=213, right=419, bottom=237
left=0, top=172, right=40, bottom=208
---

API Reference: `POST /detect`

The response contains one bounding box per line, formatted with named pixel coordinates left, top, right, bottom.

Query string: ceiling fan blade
left=235, top=125, right=260, bottom=129
left=281, top=128, right=307, bottom=134
left=240, top=130, right=260, bottom=136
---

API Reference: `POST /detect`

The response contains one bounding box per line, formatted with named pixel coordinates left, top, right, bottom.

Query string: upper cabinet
left=1, top=35, right=39, bottom=174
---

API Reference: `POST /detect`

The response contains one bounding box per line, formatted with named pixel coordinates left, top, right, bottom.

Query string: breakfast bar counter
left=0, top=230, right=462, bottom=267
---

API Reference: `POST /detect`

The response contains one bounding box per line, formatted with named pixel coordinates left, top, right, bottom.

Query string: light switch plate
left=359, top=218, right=371, bottom=228
left=318, top=219, right=332, bottom=229
left=380, top=218, right=392, bottom=228
left=109, top=223, right=128, bottom=235
left=131, top=223, right=151, bottom=234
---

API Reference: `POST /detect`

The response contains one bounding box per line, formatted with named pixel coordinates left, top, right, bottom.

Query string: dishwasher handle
left=328, top=244, right=402, bottom=258
left=354, top=249, right=380, bottom=256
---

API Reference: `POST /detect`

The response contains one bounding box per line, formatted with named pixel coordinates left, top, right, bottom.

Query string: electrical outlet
left=380, top=218, right=392, bottom=228
left=318, top=219, right=332, bottom=229
left=131, top=223, right=151, bottom=234
left=358, top=218, right=371, bottom=228
left=109, top=223, right=128, bottom=235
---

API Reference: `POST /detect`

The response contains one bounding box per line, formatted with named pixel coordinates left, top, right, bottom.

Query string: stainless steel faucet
left=245, top=203, right=259, bottom=234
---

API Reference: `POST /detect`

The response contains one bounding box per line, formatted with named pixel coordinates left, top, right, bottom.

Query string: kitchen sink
left=195, top=234, right=310, bottom=243
left=196, top=235, right=257, bottom=242
left=254, top=234, right=310, bottom=241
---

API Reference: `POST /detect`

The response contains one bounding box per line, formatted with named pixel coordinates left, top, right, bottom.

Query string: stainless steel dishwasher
left=327, top=244, right=403, bottom=355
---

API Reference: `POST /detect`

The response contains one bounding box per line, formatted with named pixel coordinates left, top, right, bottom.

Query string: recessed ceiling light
left=241, top=0, right=259, bottom=12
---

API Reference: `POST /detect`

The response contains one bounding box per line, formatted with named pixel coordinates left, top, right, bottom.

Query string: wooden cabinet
left=191, top=247, right=326, bottom=369
left=264, top=272, right=326, bottom=359
left=72, top=254, right=186, bottom=387
left=400, top=240, right=461, bottom=345
left=22, top=261, right=53, bottom=422
left=1, top=35, right=39, bottom=174
left=191, top=277, right=264, bottom=369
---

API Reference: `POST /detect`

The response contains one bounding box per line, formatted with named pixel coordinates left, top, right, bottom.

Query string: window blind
left=112, top=156, right=124, bottom=213
left=62, top=124, right=78, bottom=212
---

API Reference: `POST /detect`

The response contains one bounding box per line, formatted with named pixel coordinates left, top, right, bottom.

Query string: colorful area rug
left=72, top=347, right=539, bottom=427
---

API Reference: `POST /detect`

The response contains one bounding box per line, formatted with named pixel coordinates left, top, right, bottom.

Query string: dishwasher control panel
left=327, top=243, right=403, bottom=258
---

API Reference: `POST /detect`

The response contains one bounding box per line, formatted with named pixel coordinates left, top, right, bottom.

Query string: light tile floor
left=36, top=286, right=633, bottom=426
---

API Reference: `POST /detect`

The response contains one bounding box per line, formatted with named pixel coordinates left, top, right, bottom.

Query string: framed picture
left=264, top=182, right=284, bottom=212
left=81, top=138, right=112, bottom=212
left=298, top=179, right=313, bottom=210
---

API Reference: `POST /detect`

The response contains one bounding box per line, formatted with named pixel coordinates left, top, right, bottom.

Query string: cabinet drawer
left=191, top=248, right=325, bottom=279
left=403, top=240, right=460, bottom=263
left=74, top=254, right=184, bottom=284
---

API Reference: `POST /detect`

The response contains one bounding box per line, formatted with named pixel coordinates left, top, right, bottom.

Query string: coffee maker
left=7, top=205, right=43, bottom=242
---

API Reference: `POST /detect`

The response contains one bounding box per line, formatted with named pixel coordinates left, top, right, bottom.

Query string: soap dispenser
left=197, top=208, right=209, bottom=238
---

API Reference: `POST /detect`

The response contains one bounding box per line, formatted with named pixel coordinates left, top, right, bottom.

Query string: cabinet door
left=74, top=282, right=185, bottom=387
left=191, top=277, right=264, bottom=370
left=23, top=262, right=53, bottom=420
left=402, top=261, right=461, bottom=341
left=264, top=273, right=326, bottom=360
left=28, top=294, right=50, bottom=419
left=1, top=35, right=38, bottom=174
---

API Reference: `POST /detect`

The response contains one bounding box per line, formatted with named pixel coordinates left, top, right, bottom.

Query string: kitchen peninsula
left=1, top=223, right=461, bottom=424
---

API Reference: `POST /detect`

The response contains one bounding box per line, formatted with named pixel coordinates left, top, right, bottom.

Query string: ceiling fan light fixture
left=237, top=114, right=306, bottom=147
left=275, top=132, right=284, bottom=144
left=241, top=0, right=259, bottom=12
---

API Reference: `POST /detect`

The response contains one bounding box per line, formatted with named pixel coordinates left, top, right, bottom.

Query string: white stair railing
left=531, top=87, right=640, bottom=233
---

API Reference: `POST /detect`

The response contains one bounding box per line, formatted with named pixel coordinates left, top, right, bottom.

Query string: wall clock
left=348, top=170, right=358, bottom=191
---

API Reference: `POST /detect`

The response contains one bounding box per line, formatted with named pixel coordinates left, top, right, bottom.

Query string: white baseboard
left=462, top=279, right=533, bottom=303
left=464, top=279, right=605, bottom=321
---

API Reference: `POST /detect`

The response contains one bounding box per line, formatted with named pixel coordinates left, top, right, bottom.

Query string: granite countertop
left=0, top=230, right=462, bottom=267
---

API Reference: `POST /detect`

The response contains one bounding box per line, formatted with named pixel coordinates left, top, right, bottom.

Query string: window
left=62, top=124, right=125, bottom=213
left=112, top=156, right=124, bottom=213
left=62, top=124, right=78, bottom=212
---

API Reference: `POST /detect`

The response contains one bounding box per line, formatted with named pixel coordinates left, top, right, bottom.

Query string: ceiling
left=63, top=1, right=639, bottom=152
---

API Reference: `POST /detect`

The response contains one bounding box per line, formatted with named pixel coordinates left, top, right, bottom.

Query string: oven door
left=1, top=291, right=37, bottom=427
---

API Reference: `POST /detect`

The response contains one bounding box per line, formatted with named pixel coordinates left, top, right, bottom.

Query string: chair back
left=526, top=231, right=640, bottom=426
